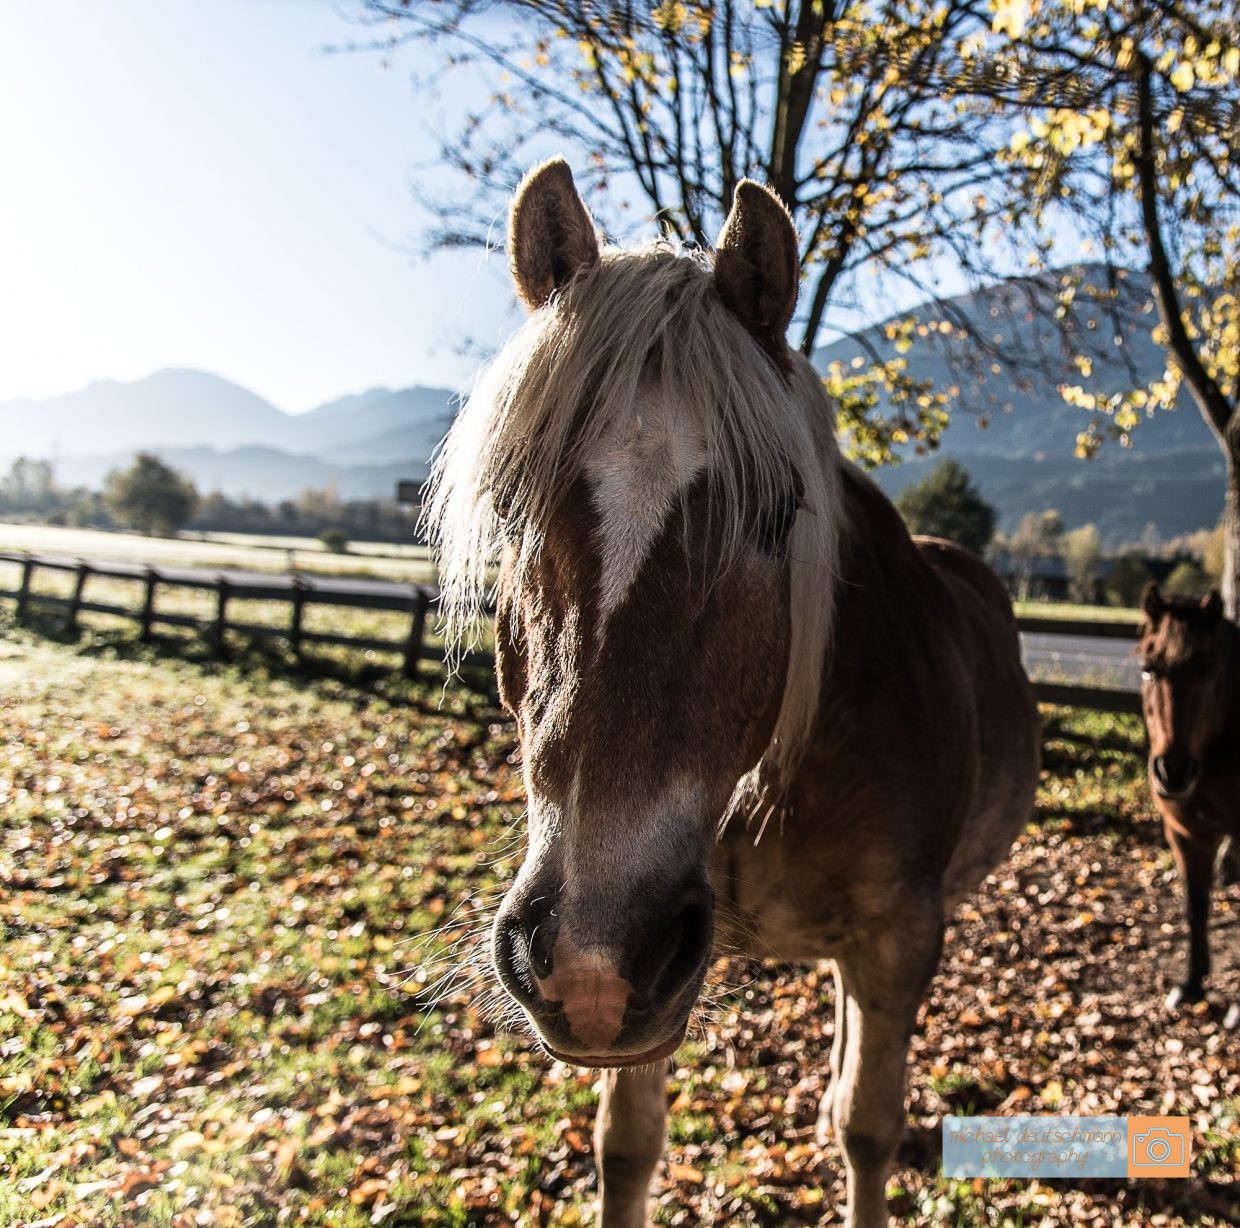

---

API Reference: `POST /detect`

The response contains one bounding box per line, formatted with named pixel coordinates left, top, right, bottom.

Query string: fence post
left=15, top=556, right=34, bottom=624
left=65, top=561, right=89, bottom=632
left=140, top=567, right=158, bottom=642
left=289, top=577, right=307, bottom=660
left=211, top=576, right=230, bottom=656
left=402, top=589, right=430, bottom=680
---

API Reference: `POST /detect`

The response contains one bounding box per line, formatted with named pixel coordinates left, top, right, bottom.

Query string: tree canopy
left=977, top=0, right=1238, bottom=449
left=104, top=453, right=199, bottom=538
left=894, top=458, right=997, bottom=554
left=360, top=0, right=1059, bottom=462
left=984, top=0, right=1240, bottom=610
left=360, top=0, right=1240, bottom=607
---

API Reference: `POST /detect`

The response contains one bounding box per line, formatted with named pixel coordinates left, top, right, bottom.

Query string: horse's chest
left=711, top=827, right=887, bottom=961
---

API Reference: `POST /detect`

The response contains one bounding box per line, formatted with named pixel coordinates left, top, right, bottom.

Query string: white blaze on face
left=559, top=770, right=707, bottom=894
left=585, top=395, right=707, bottom=620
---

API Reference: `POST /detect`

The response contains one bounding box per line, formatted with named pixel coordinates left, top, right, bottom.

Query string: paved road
left=1021, top=630, right=1141, bottom=690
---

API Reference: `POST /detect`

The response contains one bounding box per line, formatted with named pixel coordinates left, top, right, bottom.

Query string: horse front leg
left=815, top=962, right=848, bottom=1146
left=829, top=921, right=942, bottom=1228
left=593, top=1061, right=669, bottom=1228
left=1164, top=826, right=1218, bottom=1009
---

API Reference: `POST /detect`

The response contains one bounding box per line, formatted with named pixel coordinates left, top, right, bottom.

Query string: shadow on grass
left=3, top=609, right=502, bottom=716
left=1033, top=704, right=1158, bottom=840
left=1041, top=709, right=1147, bottom=759
left=1034, top=804, right=1164, bottom=845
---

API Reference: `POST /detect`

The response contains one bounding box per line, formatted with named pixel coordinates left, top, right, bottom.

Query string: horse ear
left=1141, top=581, right=1164, bottom=621
left=1202, top=589, right=1224, bottom=622
left=714, top=181, right=799, bottom=354
left=508, top=158, right=600, bottom=311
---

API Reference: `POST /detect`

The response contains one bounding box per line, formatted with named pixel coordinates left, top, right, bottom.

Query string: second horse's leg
left=1165, top=827, right=1219, bottom=1009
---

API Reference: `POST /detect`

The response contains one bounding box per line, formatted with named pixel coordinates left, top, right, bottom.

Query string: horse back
left=912, top=534, right=1020, bottom=637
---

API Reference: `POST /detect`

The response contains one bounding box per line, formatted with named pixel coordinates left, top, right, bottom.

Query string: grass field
left=1012, top=600, right=1142, bottom=622
left=1, top=620, right=1235, bottom=1227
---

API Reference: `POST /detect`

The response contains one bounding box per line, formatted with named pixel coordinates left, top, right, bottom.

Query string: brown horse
left=426, top=159, right=1041, bottom=1227
left=1139, top=582, right=1240, bottom=1027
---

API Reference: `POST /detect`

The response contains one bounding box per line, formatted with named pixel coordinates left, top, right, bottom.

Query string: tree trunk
left=1224, top=438, right=1240, bottom=622
left=1133, top=56, right=1238, bottom=619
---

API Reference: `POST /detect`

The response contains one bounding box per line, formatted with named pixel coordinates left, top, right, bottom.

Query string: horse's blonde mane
left=425, top=240, right=842, bottom=820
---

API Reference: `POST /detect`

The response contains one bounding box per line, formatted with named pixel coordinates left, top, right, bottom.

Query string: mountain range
left=0, top=266, right=1222, bottom=543
left=812, top=265, right=1220, bottom=543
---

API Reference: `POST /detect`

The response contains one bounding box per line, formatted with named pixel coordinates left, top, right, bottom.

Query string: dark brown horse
left=427, top=159, right=1041, bottom=1226
left=1139, top=582, right=1240, bottom=1027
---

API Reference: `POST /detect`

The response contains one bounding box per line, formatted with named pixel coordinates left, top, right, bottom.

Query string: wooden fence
left=1028, top=678, right=1141, bottom=715
left=0, top=550, right=1144, bottom=710
left=1017, top=614, right=1143, bottom=714
left=0, top=550, right=454, bottom=678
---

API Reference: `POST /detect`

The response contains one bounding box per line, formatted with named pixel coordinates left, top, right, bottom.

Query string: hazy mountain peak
left=0, top=368, right=457, bottom=499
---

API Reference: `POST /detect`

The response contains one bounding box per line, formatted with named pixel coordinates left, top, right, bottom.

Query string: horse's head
left=428, top=160, right=839, bottom=1065
left=1139, top=582, right=1227, bottom=802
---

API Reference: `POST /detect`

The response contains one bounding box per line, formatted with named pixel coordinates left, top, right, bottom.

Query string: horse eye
left=491, top=488, right=522, bottom=545
left=758, top=492, right=798, bottom=555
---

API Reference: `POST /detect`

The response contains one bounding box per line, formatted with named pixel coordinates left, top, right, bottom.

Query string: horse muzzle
left=492, top=877, right=714, bottom=1066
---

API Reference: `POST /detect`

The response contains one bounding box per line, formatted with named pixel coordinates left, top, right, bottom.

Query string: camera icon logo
left=1127, top=1117, right=1191, bottom=1176
left=1132, top=1127, right=1183, bottom=1167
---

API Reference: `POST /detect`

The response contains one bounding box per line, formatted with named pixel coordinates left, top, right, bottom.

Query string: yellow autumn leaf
left=992, top=0, right=1032, bottom=39
left=0, top=991, right=31, bottom=1017
left=668, top=1162, right=705, bottom=1184
left=168, top=1130, right=207, bottom=1157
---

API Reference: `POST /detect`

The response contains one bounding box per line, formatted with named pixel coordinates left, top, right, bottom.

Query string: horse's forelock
left=426, top=240, right=843, bottom=820
left=1143, top=597, right=1226, bottom=670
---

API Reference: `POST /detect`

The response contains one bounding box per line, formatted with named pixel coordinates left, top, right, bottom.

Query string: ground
left=0, top=621, right=1236, bottom=1227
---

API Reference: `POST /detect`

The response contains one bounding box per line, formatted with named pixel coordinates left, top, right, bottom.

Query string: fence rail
left=1016, top=614, right=1143, bottom=714
left=1027, top=679, right=1141, bottom=715
left=0, top=550, right=468, bottom=678
left=0, top=550, right=1144, bottom=710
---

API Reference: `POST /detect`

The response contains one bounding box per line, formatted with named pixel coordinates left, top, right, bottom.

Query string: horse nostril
left=529, top=922, right=555, bottom=978
left=652, top=898, right=713, bottom=999
left=1154, top=755, right=1201, bottom=794
left=494, top=915, right=526, bottom=991
left=493, top=892, right=564, bottom=1009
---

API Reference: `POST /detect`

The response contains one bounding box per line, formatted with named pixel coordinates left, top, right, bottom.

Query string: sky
left=0, top=1, right=1077, bottom=417
left=0, top=0, right=517, bottom=412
